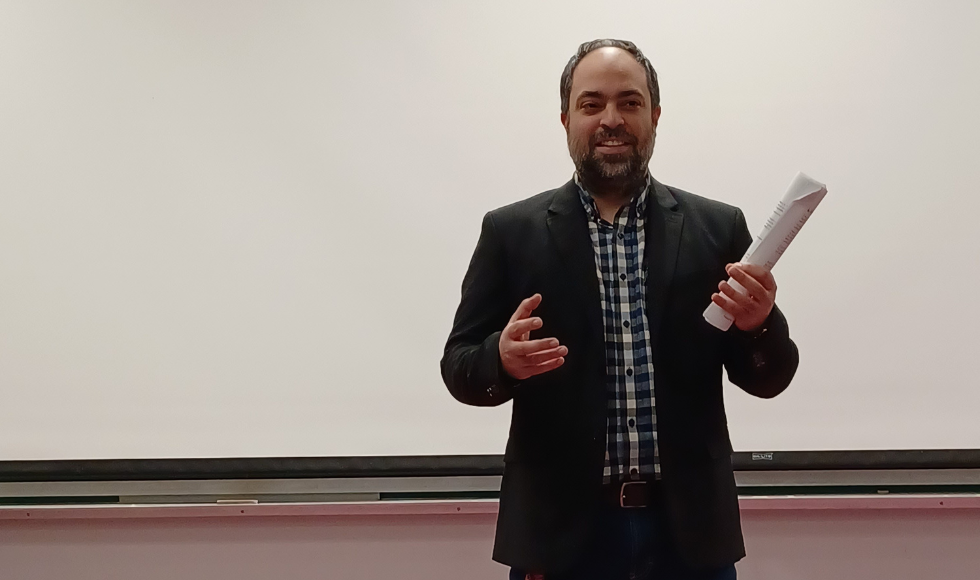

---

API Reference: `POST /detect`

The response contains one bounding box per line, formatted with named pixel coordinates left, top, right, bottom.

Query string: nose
left=599, top=103, right=624, bottom=129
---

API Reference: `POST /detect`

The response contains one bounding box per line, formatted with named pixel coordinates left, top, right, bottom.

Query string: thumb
left=509, top=293, right=542, bottom=323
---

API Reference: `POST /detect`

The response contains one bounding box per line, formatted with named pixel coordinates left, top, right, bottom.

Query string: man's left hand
left=711, top=262, right=777, bottom=332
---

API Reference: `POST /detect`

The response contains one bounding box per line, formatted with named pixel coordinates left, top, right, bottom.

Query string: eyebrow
left=577, top=90, right=645, bottom=101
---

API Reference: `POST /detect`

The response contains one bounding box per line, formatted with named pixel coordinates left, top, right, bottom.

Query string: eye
left=581, top=102, right=601, bottom=112
left=623, top=100, right=641, bottom=109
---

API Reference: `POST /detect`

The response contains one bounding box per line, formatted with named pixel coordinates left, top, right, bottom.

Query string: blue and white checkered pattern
left=576, top=176, right=660, bottom=483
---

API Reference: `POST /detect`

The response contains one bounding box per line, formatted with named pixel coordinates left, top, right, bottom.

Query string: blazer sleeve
left=441, top=212, right=519, bottom=407
left=722, top=208, right=800, bottom=399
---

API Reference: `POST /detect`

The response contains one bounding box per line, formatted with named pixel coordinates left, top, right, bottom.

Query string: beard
left=570, top=127, right=655, bottom=195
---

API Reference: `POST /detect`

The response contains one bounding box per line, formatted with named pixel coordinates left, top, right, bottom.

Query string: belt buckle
left=619, top=480, right=646, bottom=508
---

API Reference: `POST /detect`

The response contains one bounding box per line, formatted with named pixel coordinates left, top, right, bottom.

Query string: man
left=441, top=39, right=799, bottom=580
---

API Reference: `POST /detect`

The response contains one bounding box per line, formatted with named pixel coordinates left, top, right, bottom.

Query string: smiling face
left=561, top=47, right=661, bottom=194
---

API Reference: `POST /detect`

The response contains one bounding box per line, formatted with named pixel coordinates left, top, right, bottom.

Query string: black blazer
left=441, top=178, right=799, bottom=573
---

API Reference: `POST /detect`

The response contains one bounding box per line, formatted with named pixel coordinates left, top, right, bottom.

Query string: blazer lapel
left=645, top=178, right=684, bottom=353
left=546, top=180, right=603, bottom=341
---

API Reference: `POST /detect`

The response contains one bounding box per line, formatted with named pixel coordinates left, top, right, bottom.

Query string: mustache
left=589, top=129, right=637, bottom=148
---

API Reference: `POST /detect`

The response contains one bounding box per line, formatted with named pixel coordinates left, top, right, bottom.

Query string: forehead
left=570, top=47, right=649, bottom=99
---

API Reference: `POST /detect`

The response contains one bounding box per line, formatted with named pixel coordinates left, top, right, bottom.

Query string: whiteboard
left=1, top=0, right=978, bottom=460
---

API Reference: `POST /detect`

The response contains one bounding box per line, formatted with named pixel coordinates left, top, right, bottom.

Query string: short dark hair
left=560, top=39, right=660, bottom=115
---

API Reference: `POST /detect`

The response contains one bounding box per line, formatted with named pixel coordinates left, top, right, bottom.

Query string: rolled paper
left=703, top=172, right=828, bottom=331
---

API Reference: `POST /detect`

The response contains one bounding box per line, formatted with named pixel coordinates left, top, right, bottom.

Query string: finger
left=726, top=265, right=769, bottom=300
left=508, top=294, right=542, bottom=324
left=524, top=356, right=565, bottom=378
left=712, top=292, right=746, bottom=318
left=732, top=262, right=775, bottom=292
left=506, top=317, right=543, bottom=340
left=731, top=263, right=776, bottom=293
left=511, top=337, right=560, bottom=356
left=719, top=280, right=755, bottom=309
left=524, top=345, right=568, bottom=365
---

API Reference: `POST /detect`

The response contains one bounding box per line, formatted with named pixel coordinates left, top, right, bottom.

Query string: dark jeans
left=508, top=502, right=737, bottom=580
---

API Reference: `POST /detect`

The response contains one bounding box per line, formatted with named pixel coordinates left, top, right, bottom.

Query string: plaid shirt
left=576, top=175, right=661, bottom=483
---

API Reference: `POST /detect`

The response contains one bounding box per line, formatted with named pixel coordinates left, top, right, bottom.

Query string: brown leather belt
left=601, top=479, right=663, bottom=508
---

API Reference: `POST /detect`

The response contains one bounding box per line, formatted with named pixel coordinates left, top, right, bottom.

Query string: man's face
left=562, top=47, right=661, bottom=190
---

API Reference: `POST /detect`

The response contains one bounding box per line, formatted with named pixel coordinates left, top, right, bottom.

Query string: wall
left=2, top=499, right=979, bottom=579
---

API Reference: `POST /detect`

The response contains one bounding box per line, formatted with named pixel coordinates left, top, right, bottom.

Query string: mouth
left=593, top=138, right=632, bottom=155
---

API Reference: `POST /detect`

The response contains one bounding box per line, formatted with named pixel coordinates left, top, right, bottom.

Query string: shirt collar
left=575, top=173, right=652, bottom=223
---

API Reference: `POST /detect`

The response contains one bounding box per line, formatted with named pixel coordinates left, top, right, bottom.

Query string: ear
left=651, top=105, right=662, bottom=127
left=560, top=112, right=569, bottom=131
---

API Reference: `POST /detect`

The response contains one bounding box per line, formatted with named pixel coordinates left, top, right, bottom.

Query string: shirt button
left=620, top=273, right=626, bottom=281
left=630, top=467, right=638, bottom=475
left=628, top=418, right=635, bottom=428
left=626, top=368, right=633, bottom=376
left=618, top=233, right=624, bottom=239
left=623, top=320, right=630, bottom=328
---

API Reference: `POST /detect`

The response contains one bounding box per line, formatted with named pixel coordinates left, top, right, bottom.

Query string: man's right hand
left=499, top=294, right=567, bottom=381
